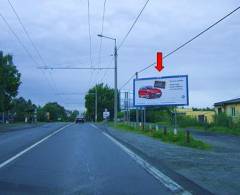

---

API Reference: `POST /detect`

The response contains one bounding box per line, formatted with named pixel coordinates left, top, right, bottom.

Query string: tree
left=85, top=83, right=114, bottom=121
left=0, top=52, right=21, bottom=115
left=10, top=97, right=36, bottom=122
left=40, top=102, right=67, bottom=122
left=68, top=110, right=79, bottom=121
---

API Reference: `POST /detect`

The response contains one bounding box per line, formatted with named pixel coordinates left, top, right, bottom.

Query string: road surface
left=0, top=123, right=177, bottom=195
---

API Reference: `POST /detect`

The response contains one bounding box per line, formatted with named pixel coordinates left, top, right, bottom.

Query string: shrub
left=213, top=113, right=233, bottom=128
left=177, top=115, right=203, bottom=127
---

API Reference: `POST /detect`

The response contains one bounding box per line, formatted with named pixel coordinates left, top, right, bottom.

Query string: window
left=231, top=107, right=236, bottom=116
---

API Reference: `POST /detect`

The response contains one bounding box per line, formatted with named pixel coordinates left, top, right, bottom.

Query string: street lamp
left=97, top=34, right=118, bottom=126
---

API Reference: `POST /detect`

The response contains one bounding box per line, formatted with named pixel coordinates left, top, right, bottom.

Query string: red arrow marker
left=155, top=52, right=164, bottom=72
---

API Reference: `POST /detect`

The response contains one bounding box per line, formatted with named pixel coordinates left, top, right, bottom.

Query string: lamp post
left=97, top=34, right=118, bottom=126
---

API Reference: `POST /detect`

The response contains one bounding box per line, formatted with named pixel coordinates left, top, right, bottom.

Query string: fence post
left=155, top=124, right=159, bottom=132
left=163, top=126, right=167, bottom=135
left=186, top=130, right=190, bottom=143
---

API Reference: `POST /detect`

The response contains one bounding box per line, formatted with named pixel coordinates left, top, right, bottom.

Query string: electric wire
left=5, top=0, right=59, bottom=95
left=0, top=12, right=56, bottom=94
left=87, top=0, right=93, bottom=68
left=98, top=0, right=107, bottom=68
left=117, top=0, right=150, bottom=50
left=120, top=5, right=240, bottom=90
left=97, top=0, right=108, bottom=84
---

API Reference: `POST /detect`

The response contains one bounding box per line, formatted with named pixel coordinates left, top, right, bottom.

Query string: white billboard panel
left=134, top=75, right=189, bottom=107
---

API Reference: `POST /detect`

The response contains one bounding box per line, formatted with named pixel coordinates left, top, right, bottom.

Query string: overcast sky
left=1, top=0, right=240, bottom=111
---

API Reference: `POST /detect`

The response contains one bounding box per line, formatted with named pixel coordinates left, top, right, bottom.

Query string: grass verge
left=206, top=126, right=240, bottom=136
left=110, top=122, right=211, bottom=150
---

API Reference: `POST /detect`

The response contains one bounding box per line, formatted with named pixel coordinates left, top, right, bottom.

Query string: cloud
left=0, top=0, right=240, bottom=111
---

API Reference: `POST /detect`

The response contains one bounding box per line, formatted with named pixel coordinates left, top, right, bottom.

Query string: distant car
left=138, top=86, right=162, bottom=99
left=75, top=117, right=85, bottom=123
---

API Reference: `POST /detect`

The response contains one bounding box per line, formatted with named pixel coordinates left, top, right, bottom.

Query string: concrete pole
left=95, top=86, right=97, bottom=122
left=127, top=91, right=129, bottom=123
left=114, top=39, right=118, bottom=127
left=135, top=72, right=139, bottom=124
left=124, top=92, right=127, bottom=122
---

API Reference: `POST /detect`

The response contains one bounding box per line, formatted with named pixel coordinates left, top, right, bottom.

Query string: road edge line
left=0, top=123, right=72, bottom=169
left=91, top=124, right=191, bottom=195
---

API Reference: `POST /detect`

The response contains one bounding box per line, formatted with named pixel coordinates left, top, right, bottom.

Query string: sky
left=0, top=0, right=240, bottom=112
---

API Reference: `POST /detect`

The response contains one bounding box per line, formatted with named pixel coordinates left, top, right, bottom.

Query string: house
left=176, top=108, right=215, bottom=123
left=214, top=98, right=240, bottom=122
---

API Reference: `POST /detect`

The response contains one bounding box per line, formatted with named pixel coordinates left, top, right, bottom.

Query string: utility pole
left=95, top=86, right=97, bottom=122
left=124, top=92, right=127, bottom=122
left=114, top=39, right=118, bottom=127
left=126, top=91, right=129, bottom=122
left=135, top=72, right=139, bottom=123
left=97, top=34, right=118, bottom=126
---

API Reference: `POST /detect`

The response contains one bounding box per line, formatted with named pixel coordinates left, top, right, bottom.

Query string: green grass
left=110, top=122, right=211, bottom=150
left=207, top=126, right=240, bottom=136
left=184, top=125, right=240, bottom=136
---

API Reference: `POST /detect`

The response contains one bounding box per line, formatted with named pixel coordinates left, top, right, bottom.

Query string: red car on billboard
left=138, top=86, right=162, bottom=99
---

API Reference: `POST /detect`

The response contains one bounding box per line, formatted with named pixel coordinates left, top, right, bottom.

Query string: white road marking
left=91, top=124, right=191, bottom=195
left=0, top=124, right=72, bottom=169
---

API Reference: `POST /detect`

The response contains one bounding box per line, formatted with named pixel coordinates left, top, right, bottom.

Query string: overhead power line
left=87, top=0, right=93, bottom=68
left=0, top=13, right=40, bottom=66
left=96, top=0, right=150, bottom=89
left=98, top=57, right=114, bottom=83
left=87, top=0, right=96, bottom=90
left=2, top=1, right=58, bottom=94
left=117, top=0, right=150, bottom=50
left=96, top=0, right=108, bottom=86
left=38, top=66, right=114, bottom=70
left=120, top=5, right=240, bottom=89
left=7, top=0, right=48, bottom=66
left=55, top=93, right=87, bottom=96
left=98, top=0, right=107, bottom=68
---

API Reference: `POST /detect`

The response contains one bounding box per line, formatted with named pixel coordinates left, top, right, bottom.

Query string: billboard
left=133, top=75, right=189, bottom=107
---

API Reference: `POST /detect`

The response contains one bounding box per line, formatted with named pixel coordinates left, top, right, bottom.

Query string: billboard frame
left=133, top=75, right=189, bottom=107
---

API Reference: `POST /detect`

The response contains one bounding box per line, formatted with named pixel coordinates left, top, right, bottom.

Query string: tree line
left=0, top=51, right=79, bottom=123
left=85, top=83, right=115, bottom=121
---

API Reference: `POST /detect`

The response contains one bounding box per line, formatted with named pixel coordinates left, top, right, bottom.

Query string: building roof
left=214, top=98, right=240, bottom=106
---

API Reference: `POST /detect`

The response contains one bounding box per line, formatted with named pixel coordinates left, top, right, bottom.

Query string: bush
left=213, top=113, right=233, bottom=128
left=146, top=108, right=172, bottom=124
left=177, top=115, right=203, bottom=128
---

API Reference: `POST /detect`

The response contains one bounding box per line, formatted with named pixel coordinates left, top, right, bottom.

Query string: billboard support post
left=174, top=106, right=177, bottom=135
left=141, top=108, right=144, bottom=130
left=135, top=72, right=139, bottom=124
left=144, top=107, right=146, bottom=129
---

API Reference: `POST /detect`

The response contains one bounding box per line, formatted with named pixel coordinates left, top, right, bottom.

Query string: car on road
left=75, top=117, right=85, bottom=123
left=138, top=86, right=162, bottom=99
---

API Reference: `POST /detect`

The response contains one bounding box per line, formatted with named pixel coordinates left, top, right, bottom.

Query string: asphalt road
left=0, top=123, right=175, bottom=195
